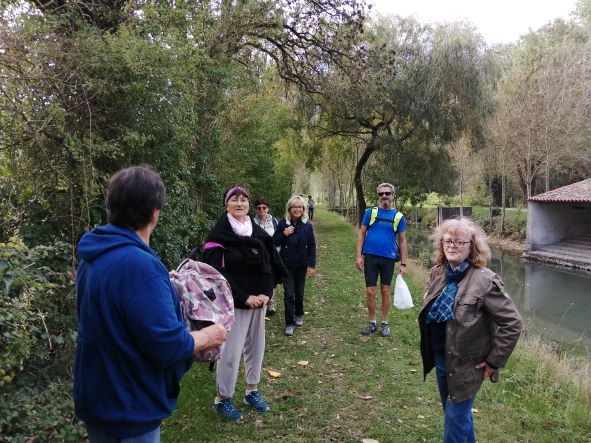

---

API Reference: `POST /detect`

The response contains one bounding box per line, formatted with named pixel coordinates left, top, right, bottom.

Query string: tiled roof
left=529, top=178, right=591, bottom=203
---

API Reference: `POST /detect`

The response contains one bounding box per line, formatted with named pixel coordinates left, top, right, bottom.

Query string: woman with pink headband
left=202, top=184, right=286, bottom=422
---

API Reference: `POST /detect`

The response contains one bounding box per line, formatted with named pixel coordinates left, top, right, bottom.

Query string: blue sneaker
left=361, top=322, right=377, bottom=335
left=215, top=398, right=243, bottom=422
left=243, top=390, right=271, bottom=412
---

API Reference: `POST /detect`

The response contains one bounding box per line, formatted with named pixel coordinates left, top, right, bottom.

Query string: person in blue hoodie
left=273, top=195, right=316, bottom=337
left=74, top=165, right=227, bottom=442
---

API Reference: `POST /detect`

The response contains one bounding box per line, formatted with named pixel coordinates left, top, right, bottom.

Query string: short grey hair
left=377, top=183, right=395, bottom=194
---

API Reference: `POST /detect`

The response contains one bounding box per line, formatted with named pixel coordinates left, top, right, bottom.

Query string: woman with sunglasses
left=253, top=197, right=279, bottom=315
left=273, top=195, right=316, bottom=336
left=418, top=217, right=522, bottom=442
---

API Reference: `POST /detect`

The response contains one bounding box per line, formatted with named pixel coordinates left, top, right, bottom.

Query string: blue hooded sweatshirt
left=74, top=224, right=194, bottom=438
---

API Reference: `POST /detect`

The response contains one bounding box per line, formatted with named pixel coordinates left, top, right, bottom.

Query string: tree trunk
left=488, top=178, right=493, bottom=230
left=501, top=173, right=506, bottom=234
left=354, top=132, right=379, bottom=225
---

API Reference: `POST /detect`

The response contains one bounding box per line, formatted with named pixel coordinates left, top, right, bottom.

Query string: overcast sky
left=370, top=0, right=580, bottom=44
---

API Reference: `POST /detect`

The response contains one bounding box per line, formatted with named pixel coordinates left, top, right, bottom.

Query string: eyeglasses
left=256, top=205, right=267, bottom=210
left=442, top=239, right=471, bottom=247
left=228, top=197, right=249, bottom=204
left=377, top=192, right=392, bottom=196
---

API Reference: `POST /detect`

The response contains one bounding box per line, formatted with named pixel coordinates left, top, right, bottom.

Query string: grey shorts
left=364, top=254, right=395, bottom=287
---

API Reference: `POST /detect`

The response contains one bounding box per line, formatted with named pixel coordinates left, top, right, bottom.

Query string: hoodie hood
left=77, top=224, right=153, bottom=264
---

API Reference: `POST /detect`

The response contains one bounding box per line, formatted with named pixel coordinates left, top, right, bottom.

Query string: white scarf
left=227, top=213, right=253, bottom=237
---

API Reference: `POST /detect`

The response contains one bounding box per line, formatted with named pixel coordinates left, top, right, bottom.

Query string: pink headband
left=224, top=186, right=250, bottom=206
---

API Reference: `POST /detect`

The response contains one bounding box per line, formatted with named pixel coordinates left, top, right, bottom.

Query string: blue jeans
left=86, top=425, right=160, bottom=443
left=431, top=323, right=476, bottom=443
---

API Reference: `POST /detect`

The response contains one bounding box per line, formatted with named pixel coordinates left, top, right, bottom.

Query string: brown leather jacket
left=419, top=265, right=522, bottom=402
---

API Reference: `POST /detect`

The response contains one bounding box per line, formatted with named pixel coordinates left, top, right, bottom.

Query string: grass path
left=162, top=209, right=591, bottom=442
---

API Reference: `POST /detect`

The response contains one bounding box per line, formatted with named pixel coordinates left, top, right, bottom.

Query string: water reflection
left=407, top=230, right=591, bottom=353
left=491, top=252, right=591, bottom=353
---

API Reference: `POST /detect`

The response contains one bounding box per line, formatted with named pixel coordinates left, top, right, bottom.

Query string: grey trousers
left=216, top=307, right=266, bottom=398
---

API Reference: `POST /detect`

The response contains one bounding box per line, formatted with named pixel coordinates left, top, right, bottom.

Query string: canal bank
left=488, top=235, right=525, bottom=254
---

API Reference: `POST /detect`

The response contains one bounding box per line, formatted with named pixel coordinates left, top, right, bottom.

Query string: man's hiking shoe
left=215, top=398, right=243, bottom=422
left=380, top=324, right=391, bottom=337
left=243, top=391, right=271, bottom=412
left=361, top=323, right=377, bottom=335
left=295, top=316, right=304, bottom=326
left=285, top=325, right=295, bottom=336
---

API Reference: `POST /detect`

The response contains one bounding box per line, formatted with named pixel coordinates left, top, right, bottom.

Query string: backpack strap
left=369, top=207, right=403, bottom=233
left=175, top=258, right=190, bottom=273
left=369, top=207, right=379, bottom=226
left=203, top=242, right=226, bottom=268
left=393, top=211, right=403, bottom=232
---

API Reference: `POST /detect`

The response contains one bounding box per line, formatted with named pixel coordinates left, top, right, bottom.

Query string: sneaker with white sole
left=285, top=325, right=295, bottom=336
left=243, top=390, right=271, bottom=412
left=380, top=323, right=391, bottom=337
left=215, top=398, right=243, bottom=422
left=295, top=316, right=304, bottom=326
left=361, top=322, right=377, bottom=335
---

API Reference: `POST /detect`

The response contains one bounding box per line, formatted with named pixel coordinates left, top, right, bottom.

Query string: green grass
left=162, top=208, right=590, bottom=442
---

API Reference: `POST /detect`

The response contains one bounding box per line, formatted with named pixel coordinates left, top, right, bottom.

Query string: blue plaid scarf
left=426, top=260, right=471, bottom=324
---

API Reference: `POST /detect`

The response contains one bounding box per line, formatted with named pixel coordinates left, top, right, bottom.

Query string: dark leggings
left=283, top=266, right=307, bottom=326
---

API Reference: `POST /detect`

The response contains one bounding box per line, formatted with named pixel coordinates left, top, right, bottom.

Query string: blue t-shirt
left=361, top=207, right=406, bottom=260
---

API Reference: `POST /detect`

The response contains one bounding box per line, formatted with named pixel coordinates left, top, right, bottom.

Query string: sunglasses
left=377, top=191, right=392, bottom=196
left=256, top=205, right=267, bottom=210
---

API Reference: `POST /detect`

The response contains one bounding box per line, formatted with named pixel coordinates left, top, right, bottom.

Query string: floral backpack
left=169, top=246, right=234, bottom=363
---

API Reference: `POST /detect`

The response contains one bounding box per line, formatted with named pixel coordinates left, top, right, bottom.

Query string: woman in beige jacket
left=418, top=217, right=522, bottom=443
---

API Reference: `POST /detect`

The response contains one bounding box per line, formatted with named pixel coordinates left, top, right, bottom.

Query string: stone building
left=524, top=178, right=591, bottom=271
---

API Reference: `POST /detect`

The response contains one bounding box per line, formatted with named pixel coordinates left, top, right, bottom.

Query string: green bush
left=0, top=237, right=82, bottom=440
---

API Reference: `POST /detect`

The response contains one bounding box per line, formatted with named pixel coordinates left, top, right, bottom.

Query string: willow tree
left=305, top=16, right=490, bottom=222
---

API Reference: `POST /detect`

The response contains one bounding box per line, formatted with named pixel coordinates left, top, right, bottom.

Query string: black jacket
left=273, top=218, right=316, bottom=269
left=202, top=213, right=286, bottom=309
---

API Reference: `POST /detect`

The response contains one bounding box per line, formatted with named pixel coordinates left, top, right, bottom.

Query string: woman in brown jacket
left=419, top=217, right=522, bottom=443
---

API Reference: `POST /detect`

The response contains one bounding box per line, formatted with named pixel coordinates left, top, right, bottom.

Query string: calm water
left=407, top=230, right=591, bottom=354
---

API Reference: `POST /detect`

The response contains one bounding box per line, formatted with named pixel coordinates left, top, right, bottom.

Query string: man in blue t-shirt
left=355, top=183, right=408, bottom=337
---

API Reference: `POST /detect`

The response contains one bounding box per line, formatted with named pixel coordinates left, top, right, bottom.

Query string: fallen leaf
left=418, top=415, right=425, bottom=419
left=359, top=395, right=374, bottom=401
left=282, top=389, right=294, bottom=398
left=254, top=419, right=264, bottom=428
left=362, top=439, right=380, bottom=443
left=472, top=408, right=479, bottom=413
left=410, top=368, right=418, bottom=374
left=297, top=360, right=309, bottom=366
left=267, top=369, right=281, bottom=378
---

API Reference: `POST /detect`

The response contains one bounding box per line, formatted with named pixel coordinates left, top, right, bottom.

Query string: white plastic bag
left=393, top=274, right=414, bottom=310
